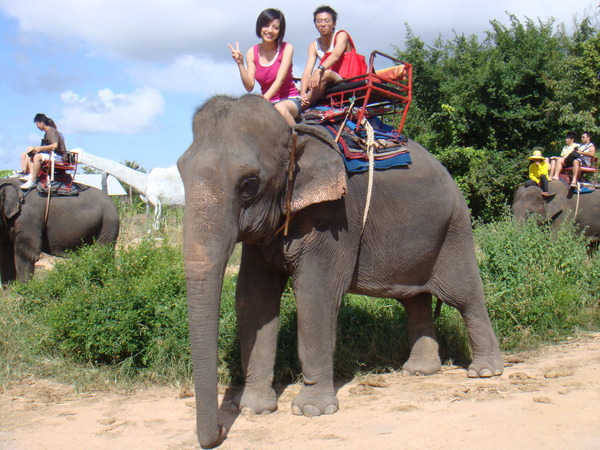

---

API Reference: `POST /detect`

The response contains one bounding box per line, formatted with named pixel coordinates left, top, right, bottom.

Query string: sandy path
left=2, top=333, right=599, bottom=449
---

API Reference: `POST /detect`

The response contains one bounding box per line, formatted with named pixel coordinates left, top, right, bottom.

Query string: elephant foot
left=468, top=353, right=504, bottom=378
left=232, top=386, right=278, bottom=415
left=291, top=386, right=338, bottom=417
left=402, top=335, right=442, bottom=377
left=402, top=355, right=442, bottom=377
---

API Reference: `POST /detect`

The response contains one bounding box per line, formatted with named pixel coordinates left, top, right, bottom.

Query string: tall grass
left=1, top=213, right=599, bottom=391
left=475, top=215, right=600, bottom=349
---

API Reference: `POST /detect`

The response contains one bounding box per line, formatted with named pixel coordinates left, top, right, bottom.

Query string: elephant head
left=177, top=95, right=346, bottom=448
left=512, top=182, right=565, bottom=222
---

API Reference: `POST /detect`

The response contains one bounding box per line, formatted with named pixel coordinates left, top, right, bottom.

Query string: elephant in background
left=0, top=178, right=119, bottom=284
left=512, top=181, right=600, bottom=242
left=178, top=95, right=503, bottom=449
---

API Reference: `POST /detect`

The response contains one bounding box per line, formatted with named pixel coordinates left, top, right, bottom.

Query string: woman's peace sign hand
left=227, top=42, right=243, bottom=64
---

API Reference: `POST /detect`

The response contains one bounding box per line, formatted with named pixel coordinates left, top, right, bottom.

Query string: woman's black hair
left=33, top=113, right=57, bottom=129
left=33, top=113, right=50, bottom=125
left=255, top=8, right=286, bottom=43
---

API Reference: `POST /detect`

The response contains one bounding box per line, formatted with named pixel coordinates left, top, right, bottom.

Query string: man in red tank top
left=299, top=5, right=352, bottom=107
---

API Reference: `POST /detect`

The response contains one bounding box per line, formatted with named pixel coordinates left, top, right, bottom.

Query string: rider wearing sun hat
left=527, top=148, right=552, bottom=195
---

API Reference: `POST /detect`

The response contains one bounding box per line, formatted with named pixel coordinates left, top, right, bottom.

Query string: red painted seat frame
left=320, top=50, right=413, bottom=134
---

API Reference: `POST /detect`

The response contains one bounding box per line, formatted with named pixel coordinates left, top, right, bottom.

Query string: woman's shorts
left=274, top=97, right=303, bottom=114
left=40, top=152, right=63, bottom=162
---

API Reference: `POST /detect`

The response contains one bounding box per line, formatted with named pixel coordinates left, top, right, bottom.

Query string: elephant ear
left=543, top=192, right=563, bottom=220
left=284, top=124, right=347, bottom=213
left=0, top=182, right=22, bottom=219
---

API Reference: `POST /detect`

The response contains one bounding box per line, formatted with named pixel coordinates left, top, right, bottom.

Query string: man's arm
left=300, top=41, right=318, bottom=105
left=308, top=31, right=348, bottom=89
left=318, top=31, right=349, bottom=72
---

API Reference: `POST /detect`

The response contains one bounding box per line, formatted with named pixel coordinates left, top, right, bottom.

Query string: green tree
left=394, top=14, right=598, bottom=221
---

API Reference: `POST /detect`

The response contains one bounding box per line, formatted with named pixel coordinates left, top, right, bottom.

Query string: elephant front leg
left=0, top=241, right=17, bottom=285
left=234, top=246, right=287, bottom=415
left=14, top=238, right=38, bottom=283
left=291, top=279, right=341, bottom=417
left=399, top=294, right=442, bottom=376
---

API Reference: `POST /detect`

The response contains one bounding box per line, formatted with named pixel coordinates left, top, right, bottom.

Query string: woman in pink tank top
left=228, top=8, right=300, bottom=127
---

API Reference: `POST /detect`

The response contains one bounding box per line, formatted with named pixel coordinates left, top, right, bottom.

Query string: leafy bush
left=14, top=240, right=191, bottom=378
left=434, top=146, right=522, bottom=221
left=475, top=215, right=600, bottom=349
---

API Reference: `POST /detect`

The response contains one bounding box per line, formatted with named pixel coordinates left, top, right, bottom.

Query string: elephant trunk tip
left=199, top=425, right=226, bottom=449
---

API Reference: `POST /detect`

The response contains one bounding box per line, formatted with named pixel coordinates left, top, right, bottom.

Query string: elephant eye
left=239, top=176, right=260, bottom=204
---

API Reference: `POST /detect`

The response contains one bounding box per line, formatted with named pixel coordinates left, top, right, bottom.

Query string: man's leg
left=21, top=154, right=44, bottom=189
left=540, top=174, right=549, bottom=192
left=305, top=70, right=343, bottom=105
left=570, top=159, right=581, bottom=186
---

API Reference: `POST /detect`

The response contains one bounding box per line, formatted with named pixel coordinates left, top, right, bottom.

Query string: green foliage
left=475, top=215, right=600, bottom=349
left=395, top=15, right=599, bottom=221
left=81, top=165, right=101, bottom=174
left=434, top=146, right=522, bottom=221
left=13, top=240, right=191, bottom=377
left=2, top=214, right=600, bottom=389
left=397, top=16, right=599, bottom=154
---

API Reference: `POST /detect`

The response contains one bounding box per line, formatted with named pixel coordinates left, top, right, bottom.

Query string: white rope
left=575, top=181, right=581, bottom=218
left=361, top=119, right=375, bottom=235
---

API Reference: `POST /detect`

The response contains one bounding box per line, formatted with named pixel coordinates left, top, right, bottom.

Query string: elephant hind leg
left=430, top=224, right=504, bottom=378
left=434, top=282, right=503, bottom=377
left=459, top=303, right=504, bottom=378
left=399, top=294, right=441, bottom=376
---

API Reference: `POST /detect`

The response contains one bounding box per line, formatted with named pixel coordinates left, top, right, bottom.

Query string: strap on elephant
left=283, top=130, right=298, bottom=236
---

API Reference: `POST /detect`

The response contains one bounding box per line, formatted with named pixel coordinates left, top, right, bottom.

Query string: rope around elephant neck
left=575, top=181, right=581, bottom=218
left=361, top=119, right=375, bottom=235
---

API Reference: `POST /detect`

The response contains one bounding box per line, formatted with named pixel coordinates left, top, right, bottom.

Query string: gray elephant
left=0, top=178, right=119, bottom=284
left=178, top=95, right=503, bottom=448
left=512, top=181, right=600, bottom=242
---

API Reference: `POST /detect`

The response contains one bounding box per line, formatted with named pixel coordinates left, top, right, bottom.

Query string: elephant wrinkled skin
left=512, top=181, right=600, bottom=242
left=178, top=95, right=503, bottom=449
left=0, top=178, right=119, bottom=284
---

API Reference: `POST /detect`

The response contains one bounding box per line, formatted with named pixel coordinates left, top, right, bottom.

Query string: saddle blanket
left=320, top=121, right=411, bottom=174
left=304, top=107, right=412, bottom=174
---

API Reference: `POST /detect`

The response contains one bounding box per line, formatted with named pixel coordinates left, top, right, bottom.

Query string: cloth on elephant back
left=302, top=107, right=411, bottom=173
left=35, top=179, right=88, bottom=197
left=303, top=115, right=411, bottom=174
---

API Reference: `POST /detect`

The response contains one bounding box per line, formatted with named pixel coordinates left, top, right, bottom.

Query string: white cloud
left=0, top=0, right=592, bottom=64
left=59, top=87, right=165, bottom=134
left=127, top=55, right=246, bottom=96
left=0, top=0, right=278, bottom=61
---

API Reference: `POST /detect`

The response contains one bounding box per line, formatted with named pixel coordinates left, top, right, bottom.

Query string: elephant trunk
left=184, top=231, right=235, bottom=449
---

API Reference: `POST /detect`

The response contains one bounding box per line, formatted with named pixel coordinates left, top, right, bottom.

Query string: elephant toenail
left=303, top=405, right=321, bottom=417
left=479, top=368, right=493, bottom=378
left=291, top=405, right=303, bottom=416
left=324, top=405, right=338, bottom=414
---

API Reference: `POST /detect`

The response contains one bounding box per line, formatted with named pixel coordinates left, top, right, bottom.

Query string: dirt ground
left=1, top=333, right=599, bottom=450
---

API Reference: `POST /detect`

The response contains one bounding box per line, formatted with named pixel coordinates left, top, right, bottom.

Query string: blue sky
left=0, top=0, right=596, bottom=171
